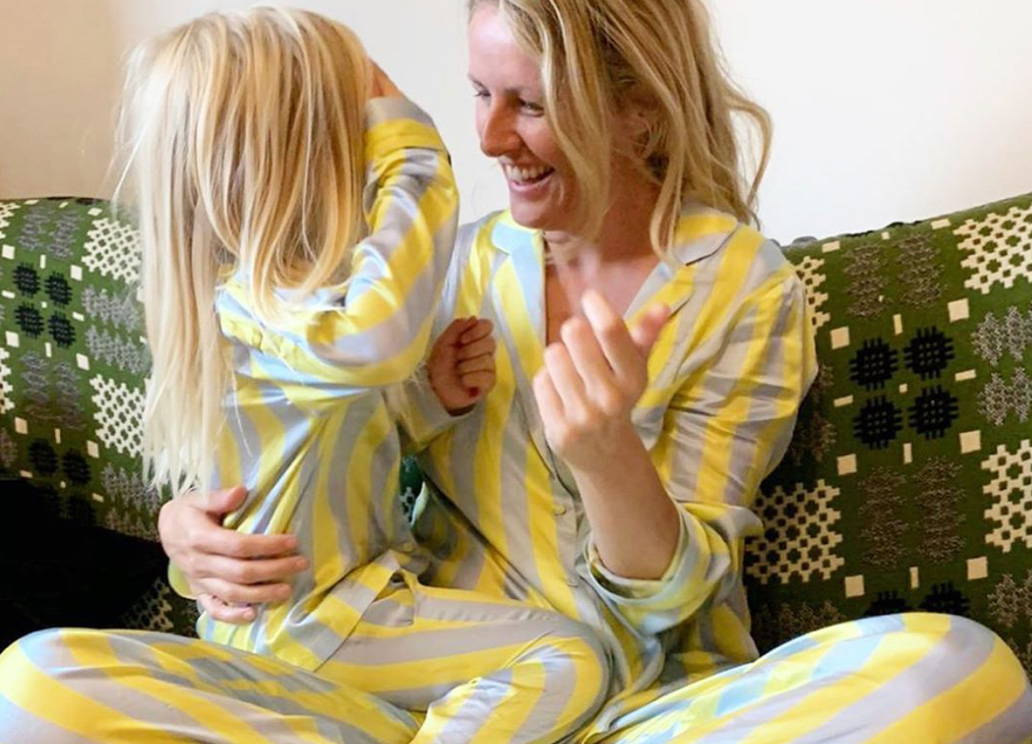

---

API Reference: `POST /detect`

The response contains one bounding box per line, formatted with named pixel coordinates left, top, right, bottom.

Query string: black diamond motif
left=15, top=305, right=45, bottom=336
left=864, top=590, right=913, bottom=617
left=48, top=314, right=75, bottom=348
left=14, top=264, right=40, bottom=296
left=45, top=274, right=73, bottom=306
left=62, top=451, right=91, bottom=485
left=849, top=338, right=899, bottom=391
left=903, top=327, right=954, bottom=380
left=908, top=385, right=959, bottom=439
left=919, top=582, right=970, bottom=616
left=29, top=440, right=59, bottom=475
left=853, top=396, right=903, bottom=449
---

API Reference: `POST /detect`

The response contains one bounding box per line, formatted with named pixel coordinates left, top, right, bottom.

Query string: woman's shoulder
left=674, top=204, right=793, bottom=281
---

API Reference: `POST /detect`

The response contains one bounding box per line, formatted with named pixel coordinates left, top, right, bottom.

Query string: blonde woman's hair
left=470, top=0, right=771, bottom=255
left=116, top=7, right=371, bottom=493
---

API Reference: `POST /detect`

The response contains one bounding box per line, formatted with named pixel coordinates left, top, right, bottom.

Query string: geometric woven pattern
left=983, top=439, right=1032, bottom=554
left=89, top=374, right=145, bottom=457
left=749, top=192, right=1032, bottom=676
left=82, top=217, right=141, bottom=284
left=956, top=203, right=1032, bottom=295
left=746, top=479, right=844, bottom=585
left=792, top=254, right=831, bottom=331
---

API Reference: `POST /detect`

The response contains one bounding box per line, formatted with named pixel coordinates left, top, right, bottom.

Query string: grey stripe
left=792, top=616, right=999, bottom=744
left=0, top=693, right=100, bottom=744
left=14, top=630, right=330, bottom=743
left=954, top=683, right=1032, bottom=744
left=687, top=615, right=996, bottom=744
left=312, top=148, right=450, bottom=367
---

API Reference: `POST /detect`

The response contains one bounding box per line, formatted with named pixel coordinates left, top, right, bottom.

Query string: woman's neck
left=542, top=167, right=660, bottom=270
left=541, top=172, right=662, bottom=336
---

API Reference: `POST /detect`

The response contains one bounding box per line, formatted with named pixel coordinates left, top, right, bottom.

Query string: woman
left=12, top=1, right=1032, bottom=742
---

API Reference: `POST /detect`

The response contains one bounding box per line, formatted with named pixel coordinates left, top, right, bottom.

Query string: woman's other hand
left=157, top=486, right=307, bottom=623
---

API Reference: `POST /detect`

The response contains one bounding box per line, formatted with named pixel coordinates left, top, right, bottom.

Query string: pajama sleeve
left=216, top=97, right=458, bottom=397
left=585, top=266, right=818, bottom=636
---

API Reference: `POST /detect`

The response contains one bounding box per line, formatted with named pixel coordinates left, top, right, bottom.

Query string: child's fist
left=428, top=317, right=496, bottom=415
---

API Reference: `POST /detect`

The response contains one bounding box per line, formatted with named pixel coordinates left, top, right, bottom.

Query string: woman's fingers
left=533, top=367, right=564, bottom=420
left=195, top=576, right=293, bottom=607
left=197, top=594, right=257, bottom=624
left=629, top=304, right=671, bottom=357
left=543, top=342, right=588, bottom=420
left=194, top=552, right=307, bottom=586
left=580, top=290, right=641, bottom=384
left=560, top=316, right=620, bottom=403
left=183, top=485, right=248, bottom=514
left=191, top=522, right=299, bottom=560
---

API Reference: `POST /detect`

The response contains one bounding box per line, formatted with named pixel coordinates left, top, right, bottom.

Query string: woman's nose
left=479, top=103, right=520, bottom=158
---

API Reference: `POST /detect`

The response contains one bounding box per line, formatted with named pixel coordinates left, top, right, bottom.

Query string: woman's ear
left=616, top=87, right=665, bottom=176
left=618, top=85, right=659, bottom=141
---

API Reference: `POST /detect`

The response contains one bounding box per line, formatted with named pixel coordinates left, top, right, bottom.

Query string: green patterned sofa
left=1, top=194, right=1030, bottom=675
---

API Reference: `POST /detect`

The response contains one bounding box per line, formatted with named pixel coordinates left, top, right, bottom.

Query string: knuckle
left=598, top=391, right=623, bottom=416
left=600, top=320, right=623, bottom=341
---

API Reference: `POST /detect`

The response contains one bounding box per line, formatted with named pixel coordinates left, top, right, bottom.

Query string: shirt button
left=553, top=504, right=568, bottom=516
left=566, top=577, right=580, bottom=588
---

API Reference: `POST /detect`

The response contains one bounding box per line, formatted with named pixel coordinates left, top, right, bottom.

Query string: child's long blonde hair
left=470, top=0, right=771, bottom=256
left=117, top=7, right=370, bottom=493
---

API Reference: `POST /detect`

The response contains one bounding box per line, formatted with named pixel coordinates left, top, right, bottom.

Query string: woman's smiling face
left=467, top=4, right=577, bottom=231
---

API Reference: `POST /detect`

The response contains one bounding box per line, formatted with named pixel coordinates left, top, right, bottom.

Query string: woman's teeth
left=504, top=165, right=552, bottom=184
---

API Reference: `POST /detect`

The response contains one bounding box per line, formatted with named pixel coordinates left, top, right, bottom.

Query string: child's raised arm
left=218, top=86, right=458, bottom=396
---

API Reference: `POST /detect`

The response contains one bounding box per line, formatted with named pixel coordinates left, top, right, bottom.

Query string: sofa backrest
left=1, top=194, right=1029, bottom=673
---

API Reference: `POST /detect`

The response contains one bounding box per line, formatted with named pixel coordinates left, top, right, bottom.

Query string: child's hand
left=369, top=61, right=403, bottom=99
left=428, top=317, right=496, bottom=415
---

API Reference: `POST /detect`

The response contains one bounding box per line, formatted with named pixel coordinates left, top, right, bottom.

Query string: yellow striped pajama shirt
left=0, top=101, right=609, bottom=743
left=393, top=208, right=1032, bottom=742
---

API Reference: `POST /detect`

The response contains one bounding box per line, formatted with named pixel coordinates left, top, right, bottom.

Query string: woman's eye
left=473, top=89, right=490, bottom=100
left=520, top=100, right=544, bottom=115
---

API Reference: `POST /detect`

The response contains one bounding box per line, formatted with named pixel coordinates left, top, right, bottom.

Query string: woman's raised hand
left=533, top=290, right=669, bottom=470
left=157, top=487, right=307, bottom=623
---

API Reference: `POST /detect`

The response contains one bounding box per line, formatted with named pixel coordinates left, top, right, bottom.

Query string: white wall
left=1, top=1, right=1030, bottom=242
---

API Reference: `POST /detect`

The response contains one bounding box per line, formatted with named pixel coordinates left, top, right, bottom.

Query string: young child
left=123, top=7, right=607, bottom=743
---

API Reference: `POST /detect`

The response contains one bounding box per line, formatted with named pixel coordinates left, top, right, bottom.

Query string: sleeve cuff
left=585, top=510, right=691, bottom=601
left=388, top=364, right=479, bottom=453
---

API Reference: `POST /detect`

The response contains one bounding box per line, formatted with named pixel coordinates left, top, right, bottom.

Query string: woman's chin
left=507, top=202, right=567, bottom=232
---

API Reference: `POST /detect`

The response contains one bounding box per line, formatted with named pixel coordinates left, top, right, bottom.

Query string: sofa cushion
left=0, top=477, right=169, bottom=648
left=748, top=193, right=1032, bottom=675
